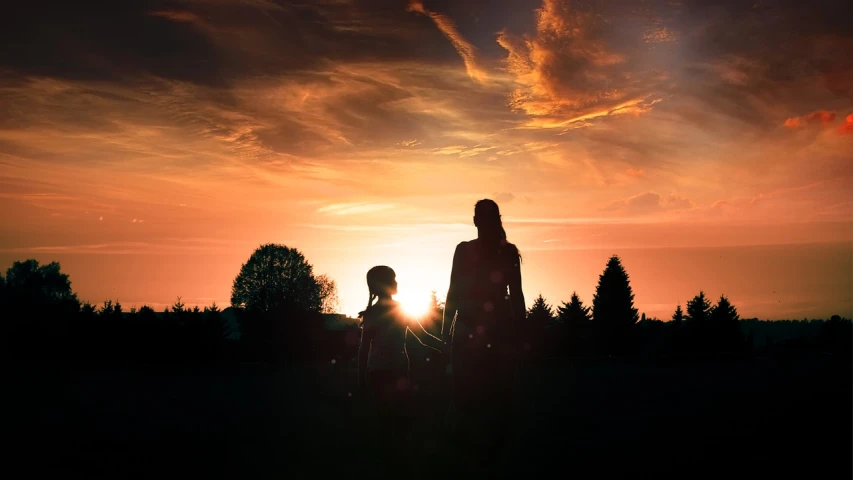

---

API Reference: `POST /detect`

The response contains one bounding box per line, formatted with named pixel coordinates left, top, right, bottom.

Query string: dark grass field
left=8, top=354, right=851, bottom=479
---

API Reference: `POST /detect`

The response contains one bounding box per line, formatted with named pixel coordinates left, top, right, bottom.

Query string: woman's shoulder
left=469, top=238, right=519, bottom=254
left=502, top=240, right=520, bottom=255
left=454, top=240, right=479, bottom=255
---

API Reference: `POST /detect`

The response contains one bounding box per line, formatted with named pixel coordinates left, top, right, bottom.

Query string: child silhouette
left=356, top=266, right=443, bottom=474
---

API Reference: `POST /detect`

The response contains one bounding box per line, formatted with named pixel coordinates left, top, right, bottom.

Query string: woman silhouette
left=442, top=199, right=526, bottom=468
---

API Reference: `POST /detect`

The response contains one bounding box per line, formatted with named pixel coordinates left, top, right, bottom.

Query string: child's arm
left=407, top=318, right=444, bottom=352
left=357, top=324, right=373, bottom=391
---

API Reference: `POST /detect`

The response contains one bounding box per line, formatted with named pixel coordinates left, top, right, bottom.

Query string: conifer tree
left=592, top=255, right=639, bottom=355
left=672, top=304, right=684, bottom=326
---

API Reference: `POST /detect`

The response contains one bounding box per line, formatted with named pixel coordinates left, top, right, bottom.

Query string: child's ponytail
left=359, top=266, right=396, bottom=320
left=359, top=292, right=377, bottom=319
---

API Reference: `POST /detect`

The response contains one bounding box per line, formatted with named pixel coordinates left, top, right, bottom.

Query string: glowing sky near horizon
left=1, top=0, right=851, bottom=319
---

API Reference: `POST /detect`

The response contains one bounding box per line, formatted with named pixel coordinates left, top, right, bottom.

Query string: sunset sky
left=1, top=0, right=851, bottom=320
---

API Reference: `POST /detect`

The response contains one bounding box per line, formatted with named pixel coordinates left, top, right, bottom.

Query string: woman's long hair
left=474, top=199, right=506, bottom=243
left=474, top=199, right=520, bottom=261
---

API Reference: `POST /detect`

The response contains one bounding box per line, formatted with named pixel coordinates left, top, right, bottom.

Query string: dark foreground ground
left=8, top=354, right=851, bottom=479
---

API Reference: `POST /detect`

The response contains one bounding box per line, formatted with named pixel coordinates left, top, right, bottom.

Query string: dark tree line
left=0, top=245, right=341, bottom=370
left=0, top=259, right=235, bottom=368
left=520, top=255, right=852, bottom=361
left=1, top=251, right=850, bottom=371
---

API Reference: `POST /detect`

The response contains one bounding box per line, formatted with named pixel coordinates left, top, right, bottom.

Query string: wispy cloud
left=148, top=10, right=203, bottom=24
left=407, top=1, right=487, bottom=83
left=494, top=192, right=515, bottom=203
left=295, top=222, right=470, bottom=233
left=603, top=192, right=693, bottom=216
left=0, top=238, right=252, bottom=255
left=784, top=110, right=837, bottom=128
left=317, top=203, right=396, bottom=216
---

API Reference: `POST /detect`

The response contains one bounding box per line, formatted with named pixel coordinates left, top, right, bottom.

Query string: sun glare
left=395, top=289, right=432, bottom=319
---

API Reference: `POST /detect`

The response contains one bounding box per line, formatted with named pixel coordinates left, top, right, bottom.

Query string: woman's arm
left=442, top=243, right=464, bottom=342
left=407, top=319, right=443, bottom=352
left=357, top=325, right=373, bottom=391
left=508, top=251, right=526, bottom=345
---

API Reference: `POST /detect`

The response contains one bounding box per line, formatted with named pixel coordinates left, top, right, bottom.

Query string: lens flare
left=394, top=288, right=432, bottom=319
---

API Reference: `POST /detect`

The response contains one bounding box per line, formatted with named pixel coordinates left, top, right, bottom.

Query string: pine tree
left=672, top=304, right=684, bottom=326
left=81, top=302, right=97, bottom=318
left=710, top=295, right=739, bottom=323
left=686, top=291, right=711, bottom=323
left=557, top=292, right=591, bottom=357
left=592, top=255, right=639, bottom=355
left=97, top=299, right=122, bottom=320
left=527, top=294, right=554, bottom=326
left=557, top=292, right=591, bottom=325
left=668, top=303, right=686, bottom=353
left=138, top=305, right=156, bottom=319
left=710, top=294, right=741, bottom=352
left=171, top=296, right=186, bottom=314
left=203, top=302, right=231, bottom=344
left=686, top=291, right=712, bottom=351
left=526, top=294, right=554, bottom=358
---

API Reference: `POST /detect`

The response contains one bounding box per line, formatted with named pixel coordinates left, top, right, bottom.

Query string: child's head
left=366, top=265, right=397, bottom=297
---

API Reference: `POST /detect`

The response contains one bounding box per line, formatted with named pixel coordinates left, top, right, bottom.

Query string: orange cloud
left=496, top=0, right=665, bottom=129
left=838, top=114, right=853, bottom=135
left=783, top=117, right=804, bottom=128
left=603, top=192, right=692, bottom=216
left=709, top=200, right=738, bottom=215
left=148, top=10, right=203, bottom=24
left=407, top=1, right=486, bottom=83
left=317, top=203, right=396, bottom=216
left=494, top=192, right=515, bottom=203
left=643, top=27, right=676, bottom=43
left=626, top=168, right=646, bottom=177
left=783, top=110, right=837, bottom=128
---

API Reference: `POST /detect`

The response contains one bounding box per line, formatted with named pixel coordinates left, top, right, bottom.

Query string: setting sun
left=395, top=288, right=433, bottom=319
left=341, top=249, right=451, bottom=319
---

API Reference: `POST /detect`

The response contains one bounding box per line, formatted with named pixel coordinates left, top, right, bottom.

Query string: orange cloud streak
left=148, top=10, right=203, bottom=23
left=784, top=110, right=837, bottom=128
left=407, top=1, right=487, bottom=83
